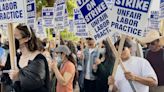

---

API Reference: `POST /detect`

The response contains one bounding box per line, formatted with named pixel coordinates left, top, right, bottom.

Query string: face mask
left=56, top=54, right=62, bottom=64
left=99, top=48, right=106, bottom=55
left=42, top=42, right=46, bottom=47
left=15, top=38, right=20, bottom=50
left=77, top=45, right=81, bottom=50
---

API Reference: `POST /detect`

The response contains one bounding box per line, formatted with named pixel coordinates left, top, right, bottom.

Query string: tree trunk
left=46, top=0, right=55, bottom=6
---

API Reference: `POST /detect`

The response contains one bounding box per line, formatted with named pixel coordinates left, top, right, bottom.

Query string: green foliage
left=60, top=29, right=79, bottom=41
left=36, top=0, right=48, bottom=13
left=66, top=0, right=77, bottom=19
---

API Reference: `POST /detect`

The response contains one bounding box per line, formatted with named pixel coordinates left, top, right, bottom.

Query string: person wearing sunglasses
left=141, top=31, right=164, bottom=92
left=108, top=39, right=157, bottom=92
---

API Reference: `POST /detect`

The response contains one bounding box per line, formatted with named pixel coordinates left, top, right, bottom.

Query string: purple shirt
left=146, top=48, right=164, bottom=86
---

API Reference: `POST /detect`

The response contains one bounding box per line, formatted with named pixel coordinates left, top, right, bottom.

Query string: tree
left=36, top=0, right=54, bottom=17
left=66, top=0, right=77, bottom=19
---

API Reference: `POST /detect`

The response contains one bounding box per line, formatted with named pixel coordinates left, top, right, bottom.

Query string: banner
left=0, top=0, right=26, bottom=23
left=42, top=7, right=54, bottom=28
left=26, top=0, right=36, bottom=30
left=77, top=0, right=115, bottom=42
left=109, top=0, right=152, bottom=38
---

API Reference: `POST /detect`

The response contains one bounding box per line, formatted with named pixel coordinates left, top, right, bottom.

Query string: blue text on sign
left=115, top=0, right=151, bottom=13
left=80, top=0, right=108, bottom=23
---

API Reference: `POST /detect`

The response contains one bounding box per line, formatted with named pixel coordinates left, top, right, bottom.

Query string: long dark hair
left=103, top=40, right=115, bottom=64
left=67, top=41, right=77, bottom=55
left=16, top=24, right=42, bottom=52
left=66, top=54, right=78, bottom=88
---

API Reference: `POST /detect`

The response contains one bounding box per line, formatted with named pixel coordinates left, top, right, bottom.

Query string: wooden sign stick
left=160, top=20, right=164, bottom=36
left=107, top=35, right=126, bottom=91
left=107, top=34, right=136, bottom=92
left=7, top=23, right=16, bottom=70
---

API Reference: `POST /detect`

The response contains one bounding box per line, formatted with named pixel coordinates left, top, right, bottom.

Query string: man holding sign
left=108, top=39, right=157, bottom=92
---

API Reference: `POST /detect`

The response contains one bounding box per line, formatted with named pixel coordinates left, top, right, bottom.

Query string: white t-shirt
left=115, top=56, right=157, bottom=92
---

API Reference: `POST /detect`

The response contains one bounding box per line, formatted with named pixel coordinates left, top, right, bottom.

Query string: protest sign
left=108, top=0, right=152, bottom=38
left=42, top=7, right=54, bottom=28
left=77, top=0, right=114, bottom=42
left=160, top=0, right=164, bottom=19
left=160, top=0, right=164, bottom=36
left=74, top=8, right=88, bottom=37
left=68, top=19, right=74, bottom=32
left=0, top=0, right=26, bottom=23
left=148, top=11, right=160, bottom=30
left=54, top=0, right=67, bottom=30
left=26, top=0, right=36, bottom=30
left=36, top=17, right=47, bottom=39
left=0, top=0, right=27, bottom=70
left=64, top=9, right=69, bottom=28
left=0, top=24, right=8, bottom=37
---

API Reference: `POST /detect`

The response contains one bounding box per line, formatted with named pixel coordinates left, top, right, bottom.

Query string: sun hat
left=138, top=30, right=164, bottom=45
left=55, top=45, right=71, bottom=55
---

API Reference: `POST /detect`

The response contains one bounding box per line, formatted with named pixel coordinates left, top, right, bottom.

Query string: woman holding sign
left=9, top=24, right=50, bottom=92
left=92, top=40, right=115, bottom=92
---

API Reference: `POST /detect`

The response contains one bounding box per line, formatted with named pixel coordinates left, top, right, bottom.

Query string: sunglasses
left=116, top=47, right=126, bottom=51
left=147, top=40, right=159, bottom=46
left=86, top=38, right=93, bottom=40
left=56, top=52, right=63, bottom=55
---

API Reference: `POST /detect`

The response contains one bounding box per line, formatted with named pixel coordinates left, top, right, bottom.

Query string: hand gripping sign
left=107, top=0, right=152, bottom=92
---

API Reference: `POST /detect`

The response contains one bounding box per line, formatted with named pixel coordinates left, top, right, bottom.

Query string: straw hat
left=138, top=30, right=164, bottom=45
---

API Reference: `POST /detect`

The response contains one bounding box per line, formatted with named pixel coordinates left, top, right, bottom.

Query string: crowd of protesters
left=0, top=24, right=164, bottom=92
